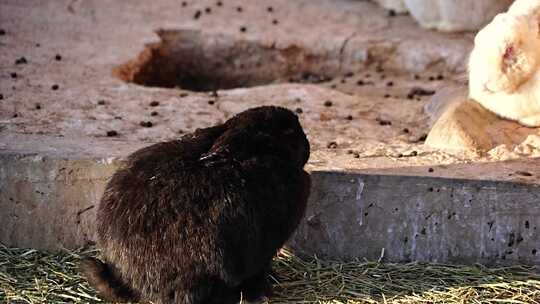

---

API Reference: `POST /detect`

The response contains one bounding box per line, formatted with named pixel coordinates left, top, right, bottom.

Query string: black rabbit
left=81, top=106, right=311, bottom=304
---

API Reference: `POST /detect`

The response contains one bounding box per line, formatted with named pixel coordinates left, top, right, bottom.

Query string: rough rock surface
left=0, top=0, right=476, bottom=171
left=0, top=0, right=536, bottom=178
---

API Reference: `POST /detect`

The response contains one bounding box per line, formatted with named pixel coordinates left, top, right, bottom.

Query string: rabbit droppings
left=81, top=106, right=311, bottom=304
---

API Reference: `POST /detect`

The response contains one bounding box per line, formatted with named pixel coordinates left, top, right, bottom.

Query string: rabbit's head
left=206, top=106, right=310, bottom=168
left=469, top=13, right=540, bottom=95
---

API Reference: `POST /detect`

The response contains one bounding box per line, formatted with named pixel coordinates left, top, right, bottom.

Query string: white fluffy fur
left=468, top=0, right=540, bottom=127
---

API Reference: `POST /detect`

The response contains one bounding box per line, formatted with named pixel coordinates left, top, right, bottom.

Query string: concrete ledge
left=0, top=153, right=118, bottom=249
left=291, top=171, right=540, bottom=265
left=1, top=134, right=539, bottom=265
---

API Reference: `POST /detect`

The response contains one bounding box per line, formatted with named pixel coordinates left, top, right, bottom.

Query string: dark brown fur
left=81, top=106, right=311, bottom=304
left=80, top=257, right=140, bottom=302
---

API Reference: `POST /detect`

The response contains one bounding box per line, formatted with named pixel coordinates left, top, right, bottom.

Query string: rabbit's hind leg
left=238, top=268, right=272, bottom=304
left=166, top=276, right=240, bottom=304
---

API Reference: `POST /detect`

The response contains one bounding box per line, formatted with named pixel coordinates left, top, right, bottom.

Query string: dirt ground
left=0, top=0, right=537, bottom=175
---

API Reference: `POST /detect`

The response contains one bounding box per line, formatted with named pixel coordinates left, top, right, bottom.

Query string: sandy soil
left=0, top=0, right=537, bottom=175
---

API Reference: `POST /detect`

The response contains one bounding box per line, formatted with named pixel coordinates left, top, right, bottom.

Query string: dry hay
left=1, top=244, right=539, bottom=303
left=0, top=244, right=100, bottom=303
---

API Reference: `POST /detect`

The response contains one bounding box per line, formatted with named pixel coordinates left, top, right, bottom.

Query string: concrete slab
left=292, top=170, right=540, bottom=265
left=2, top=133, right=539, bottom=266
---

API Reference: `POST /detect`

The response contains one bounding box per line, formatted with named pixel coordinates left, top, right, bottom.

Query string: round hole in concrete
left=114, top=29, right=337, bottom=92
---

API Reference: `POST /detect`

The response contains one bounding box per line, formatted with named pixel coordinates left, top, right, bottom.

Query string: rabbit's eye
left=502, top=45, right=517, bottom=71
left=503, top=45, right=515, bottom=61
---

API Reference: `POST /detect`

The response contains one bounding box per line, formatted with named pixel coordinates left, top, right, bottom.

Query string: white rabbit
left=468, top=0, right=540, bottom=127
